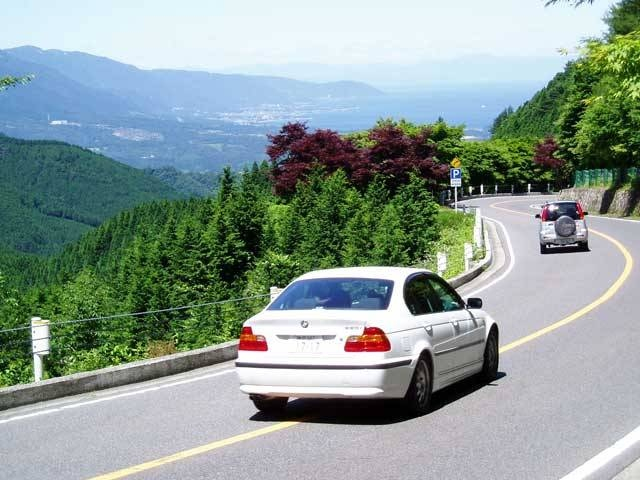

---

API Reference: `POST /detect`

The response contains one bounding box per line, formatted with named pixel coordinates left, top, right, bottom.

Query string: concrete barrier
left=0, top=340, right=238, bottom=411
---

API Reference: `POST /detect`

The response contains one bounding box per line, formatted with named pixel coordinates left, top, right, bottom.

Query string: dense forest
left=0, top=119, right=495, bottom=386
left=0, top=135, right=182, bottom=256
left=491, top=0, right=640, bottom=182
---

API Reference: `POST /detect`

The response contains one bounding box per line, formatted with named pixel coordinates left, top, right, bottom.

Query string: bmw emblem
left=300, top=320, right=309, bottom=328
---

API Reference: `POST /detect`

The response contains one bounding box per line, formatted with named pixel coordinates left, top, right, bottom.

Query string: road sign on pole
left=450, top=168, right=462, bottom=212
left=450, top=168, right=462, bottom=187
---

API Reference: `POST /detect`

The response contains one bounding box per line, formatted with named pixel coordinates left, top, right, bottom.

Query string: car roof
left=296, top=266, right=431, bottom=283
left=545, top=200, right=579, bottom=206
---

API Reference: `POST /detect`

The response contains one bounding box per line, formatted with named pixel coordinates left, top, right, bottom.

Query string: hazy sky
left=1, top=0, right=615, bottom=70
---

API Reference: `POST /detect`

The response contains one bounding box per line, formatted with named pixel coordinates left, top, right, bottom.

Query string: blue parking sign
left=450, top=168, right=462, bottom=187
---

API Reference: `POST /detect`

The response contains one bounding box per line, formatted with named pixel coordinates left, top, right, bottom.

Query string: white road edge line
left=465, top=217, right=515, bottom=298
left=559, top=424, right=640, bottom=480
left=0, top=369, right=235, bottom=425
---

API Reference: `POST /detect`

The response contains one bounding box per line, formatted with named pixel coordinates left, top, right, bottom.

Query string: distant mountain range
left=221, top=55, right=571, bottom=89
left=0, top=46, right=383, bottom=171
left=0, top=46, right=554, bottom=172
left=0, top=46, right=382, bottom=121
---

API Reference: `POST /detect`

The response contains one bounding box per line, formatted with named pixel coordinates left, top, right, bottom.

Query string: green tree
left=605, top=0, right=640, bottom=37
left=342, top=176, right=389, bottom=266
left=583, top=31, right=640, bottom=101
left=295, top=170, right=353, bottom=270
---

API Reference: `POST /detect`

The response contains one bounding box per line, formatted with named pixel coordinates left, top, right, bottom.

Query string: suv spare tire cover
left=555, top=215, right=576, bottom=237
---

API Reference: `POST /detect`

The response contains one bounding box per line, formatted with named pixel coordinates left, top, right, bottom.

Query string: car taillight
left=576, top=203, right=585, bottom=220
left=345, top=327, right=391, bottom=352
left=239, top=326, right=268, bottom=351
left=541, top=207, right=548, bottom=221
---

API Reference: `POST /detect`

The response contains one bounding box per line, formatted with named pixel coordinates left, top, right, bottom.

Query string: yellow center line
left=88, top=197, right=634, bottom=480
left=89, top=420, right=306, bottom=480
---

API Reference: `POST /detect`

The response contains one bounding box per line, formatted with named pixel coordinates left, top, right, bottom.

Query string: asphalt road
left=1, top=195, right=638, bottom=480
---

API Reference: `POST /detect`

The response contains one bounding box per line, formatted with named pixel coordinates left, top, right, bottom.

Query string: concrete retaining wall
left=560, top=187, right=640, bottom=216
left=0, top=340, right=238, bottom=411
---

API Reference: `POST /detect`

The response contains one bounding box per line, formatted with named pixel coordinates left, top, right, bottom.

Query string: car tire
left=580, top=241, right=589, bottom=251
left=250, top=395, right=288, bottom=413
left=404, top=355, right=432, bottom=416
left=540, top=243, right=547, bottom=254
left=481, top=328, right=499, bottom=383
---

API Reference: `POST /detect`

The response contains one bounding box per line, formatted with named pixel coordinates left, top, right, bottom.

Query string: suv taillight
left=541, top=207, right=549, bottom=221
left=345, top=327, right=391, bottom=352
left=576, top=203, right=585, bottom=220
left=239, top=326, right=268, bottom=351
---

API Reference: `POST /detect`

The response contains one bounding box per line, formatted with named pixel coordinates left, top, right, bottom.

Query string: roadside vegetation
left=491, top=0, right=640, bottom=189
left=0, top=119, right=484, bottom=386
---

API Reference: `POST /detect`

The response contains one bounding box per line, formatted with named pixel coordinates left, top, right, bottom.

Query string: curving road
left=1, top=196, right=639, bottom=480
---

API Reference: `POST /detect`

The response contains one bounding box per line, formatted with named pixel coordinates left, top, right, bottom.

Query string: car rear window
left=268, top=278, right=394, bottom=310
left=544, top=203, right=579, bottom=221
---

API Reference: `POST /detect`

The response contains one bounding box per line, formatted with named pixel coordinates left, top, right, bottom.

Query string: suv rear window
left=268, top=278, right=394, bottom=310
left=543, top=203, right=579, bottom=221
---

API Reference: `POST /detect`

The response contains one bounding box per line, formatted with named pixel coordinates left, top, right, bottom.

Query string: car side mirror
left=535, top=213, right=541, bottom=219
left=467, top=298, right=483, bottom=309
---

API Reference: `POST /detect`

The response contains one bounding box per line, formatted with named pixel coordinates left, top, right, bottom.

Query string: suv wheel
left=540, top=243, right=547, bottom=254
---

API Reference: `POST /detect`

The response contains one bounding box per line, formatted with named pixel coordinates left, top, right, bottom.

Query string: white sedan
left=236, top=266, right=499, bottom=415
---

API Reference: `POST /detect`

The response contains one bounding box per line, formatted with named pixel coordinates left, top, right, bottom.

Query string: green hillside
left=0, top=134, right=183, bottom=255
left=490, top=1, right=640, bottom=177
left=491, top=64, right=574, bottom=139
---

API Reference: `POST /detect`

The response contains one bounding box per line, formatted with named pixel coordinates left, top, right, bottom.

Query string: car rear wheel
left=540, top=243, right=547, bottom=254
left=404, top=356, right=432, bottom=416
left=250, top=395, right=288, bottom=413
left=481, top=328, right=499, bottom=382
left=580, top=241, right=589, bottom=251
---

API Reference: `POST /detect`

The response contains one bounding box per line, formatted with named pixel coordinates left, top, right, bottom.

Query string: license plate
left=556, top=237, right=575, bottom=245
left=290, top=337, right=323, bottom=354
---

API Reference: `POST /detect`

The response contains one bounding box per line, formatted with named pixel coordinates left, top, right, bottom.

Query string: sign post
left=450, top=167, right=462, bottom=212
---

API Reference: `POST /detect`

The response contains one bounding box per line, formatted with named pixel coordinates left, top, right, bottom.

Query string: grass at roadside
left=420, top=207, right=483, bottom=279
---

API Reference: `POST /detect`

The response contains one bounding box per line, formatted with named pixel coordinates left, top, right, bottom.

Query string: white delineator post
left=270, top=286, right=284, bottom=302
left=437, top=252, right=447, bottom=277
left=31, top=317, right=50, bottom=382
left=464, top=242, right=473, bottom=272
left=474, top=208, right=483, bottom=248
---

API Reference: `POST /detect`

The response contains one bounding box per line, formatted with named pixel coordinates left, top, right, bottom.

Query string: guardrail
left=439, top=183, right=556, bottom=205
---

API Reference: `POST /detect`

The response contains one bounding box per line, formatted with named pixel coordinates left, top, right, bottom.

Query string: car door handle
left=453, top=321, right=460, bottom=329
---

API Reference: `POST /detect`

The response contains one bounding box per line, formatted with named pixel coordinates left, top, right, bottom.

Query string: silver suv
left=536, top=201, right=589, bottom=254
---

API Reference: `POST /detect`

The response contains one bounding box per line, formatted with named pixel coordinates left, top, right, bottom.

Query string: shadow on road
left=249, top=371, right=507, bottom=426
left=542, top=245, right=590, bottom=255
